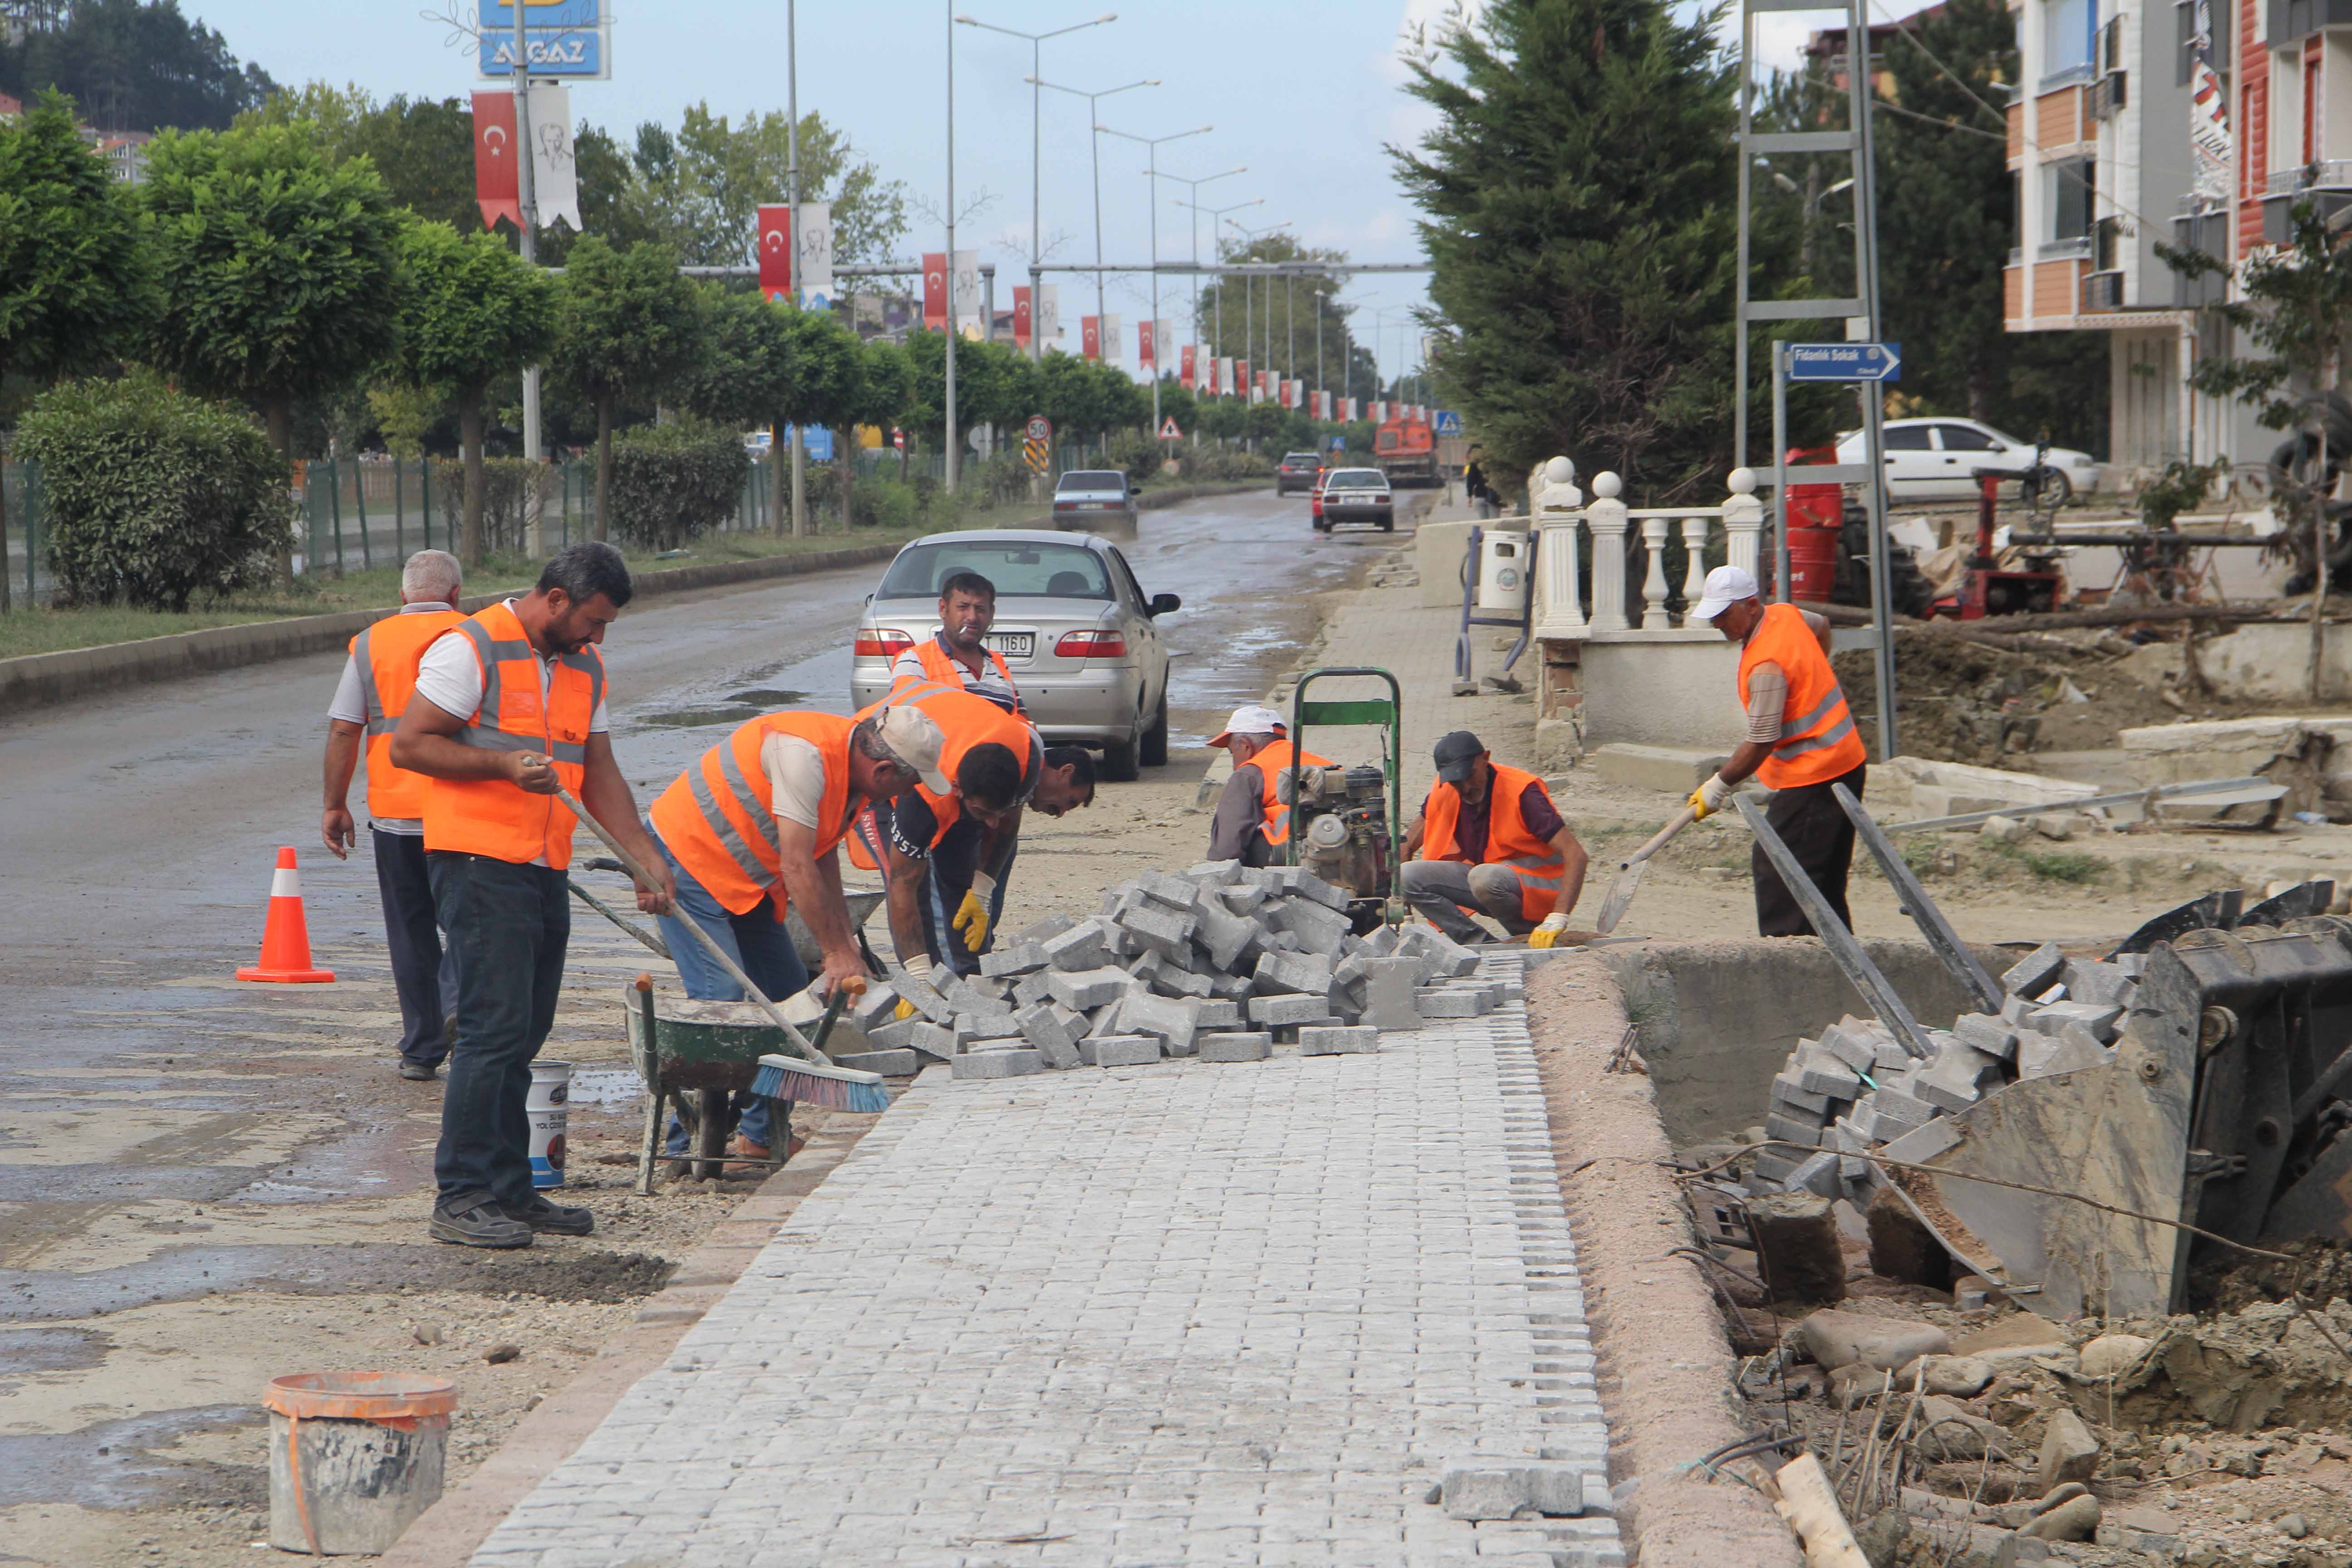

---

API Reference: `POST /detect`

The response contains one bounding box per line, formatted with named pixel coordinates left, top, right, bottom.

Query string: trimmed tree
left=141, top=121, right=404, bottom=456
left=1392, top=0, right=1737, bottom=497
left=0, top=88, right=153, bottom=396
left=549, top=235, right=703, bottom=540
left=391, top=222, right=559, bottom=568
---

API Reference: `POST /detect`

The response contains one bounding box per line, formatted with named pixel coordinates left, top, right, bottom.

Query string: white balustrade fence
left=1531, top=464, right=1764, bottom=641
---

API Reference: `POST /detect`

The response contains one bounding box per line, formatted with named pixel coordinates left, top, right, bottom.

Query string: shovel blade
left=1594, top=859, right=1648, bottom=935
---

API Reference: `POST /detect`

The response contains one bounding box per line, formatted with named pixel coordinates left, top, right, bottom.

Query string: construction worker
left=391, top=542, right=675, bottom=1252
left=852, top=679, right=1095, bottom=980
left=1205, top=705, right=1332, bottom=867
left=889, top=569, right=1021, bottom=713
left=646, top=703, right=948, bottom=1169
left=1686, top=564, right=1868, bottom=938
left=1400, top=730, right=1588, bottom=946
left=322, top=549, right=466, bottom=1081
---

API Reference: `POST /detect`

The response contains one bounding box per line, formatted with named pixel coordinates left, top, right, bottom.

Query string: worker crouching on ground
left=646, top=703, right=948, bottom=1171
left=1400, top=730, right=1589, bottom=947
left=853, top=679, right=1095, bottom=981
left=891, top=569, right=1022, bottom=713
left=392, top=542, right=675, bottom=1250
left=1686, top=565, right=1869, bottom=937
left=321, top=549, right=466, bottom=1081
left=1205, top=705, right=1331, bottom=867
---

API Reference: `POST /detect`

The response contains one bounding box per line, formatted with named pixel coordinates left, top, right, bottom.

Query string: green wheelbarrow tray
left=624, top=982, right=806, bottom=1196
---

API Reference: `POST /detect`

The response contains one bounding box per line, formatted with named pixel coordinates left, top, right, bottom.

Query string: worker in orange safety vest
left=1400, top=730, right=1589, bottom=946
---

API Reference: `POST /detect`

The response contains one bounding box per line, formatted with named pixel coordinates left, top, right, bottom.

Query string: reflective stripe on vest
left=916, top=636, right=1020, bottom=710
left=1419, top=764, right=1567, bottom=923
left=1249, top=738, right=1333, bottom=848
left=422, top=601, right=602, bottom=869
left=651, top=711, right=859, bottom=917
left=857, top=677, right=1039, bottom=839
left=351, top=609, right=464, bottom=820
left=1738, top=603, right=1869, bottom=790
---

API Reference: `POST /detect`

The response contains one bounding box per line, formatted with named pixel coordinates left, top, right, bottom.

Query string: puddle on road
left=0, top=1404, right=262, bottom=1511
left=637, top=706, right=762, bottom=729
left=0, top=1326, right=108, bottom=1389
left=725, top=688, right=808, bottom=706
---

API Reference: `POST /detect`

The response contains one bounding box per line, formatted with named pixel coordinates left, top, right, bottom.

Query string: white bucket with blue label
left=527, top=1060, right=572, bottom=1189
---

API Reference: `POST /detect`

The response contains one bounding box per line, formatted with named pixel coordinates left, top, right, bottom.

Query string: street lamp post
left=1158, top=166, right=1243, bottom=372
left=945, top=1, right=958, bottom=493
left=1029, top=74, right=1155, bottom=347
left=954, top=11, right=1117, bottom=361
left=785, top=0, right=805, bottom=535
left=1097, top=121, right=1210, bottom=431
left=1224, top=215, right=1289, bottom=394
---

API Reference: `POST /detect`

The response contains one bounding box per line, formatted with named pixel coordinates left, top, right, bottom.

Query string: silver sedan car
left=850, top=530, right=1180, bottom=781
left=1050, top=468, right=1140, bottom=529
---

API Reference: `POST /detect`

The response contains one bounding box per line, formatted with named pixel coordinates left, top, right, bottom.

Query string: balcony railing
left=2082, top=270, right=2125, bottom=312
left=2267, top=161, right=2352, bottom=197
left=2037, top=235, right=2095, bottom=260
left=1528, top=469, right=1766, bottom=639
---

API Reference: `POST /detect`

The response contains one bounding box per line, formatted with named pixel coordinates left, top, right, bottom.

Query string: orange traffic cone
left=237, top=847, right=336, bottom=983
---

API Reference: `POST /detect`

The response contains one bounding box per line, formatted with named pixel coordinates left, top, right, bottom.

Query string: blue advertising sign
left=478, top=1, right=608, bottom=78
left=794, top=425, right=835, bottom=462
left=481, top=0, right=600, bottom=24
left=1785, top=343, right=1901, bottom=382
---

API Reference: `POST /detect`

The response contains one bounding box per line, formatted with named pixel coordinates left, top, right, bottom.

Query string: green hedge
left=607, top=419, right=750, bottom=549
left=19, top=372, right=294, bottom=610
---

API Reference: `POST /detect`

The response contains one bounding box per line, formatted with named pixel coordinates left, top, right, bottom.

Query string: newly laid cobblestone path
left=471, top=957, right=1622, bottom=1568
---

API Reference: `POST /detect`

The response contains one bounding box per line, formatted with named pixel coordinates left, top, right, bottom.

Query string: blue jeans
left=428, top=852, right=568, bottom=1211
left=373, top=828, right=459, bottom=1066
left=654, top=835, right=810, bottom=1156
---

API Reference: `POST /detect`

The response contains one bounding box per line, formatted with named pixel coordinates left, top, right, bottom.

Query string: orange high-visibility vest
left=847, top=678, right=1039, bottom=864
left=1420, top=763, right=1567, bottom=923
left=650, top=712, right=859, bottom=917
left=1249, top=737, right=1333, bottom=848
left=421, top=600, right=604, bottom=870
left=350, top=608, right=464, bottom=819
left=912, top=635, right=1019, bottom=709
left=1739, top=602, right=1868, bottom=790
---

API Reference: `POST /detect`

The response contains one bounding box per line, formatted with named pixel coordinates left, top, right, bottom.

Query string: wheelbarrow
left=623, top=975, right=806, bottom=1196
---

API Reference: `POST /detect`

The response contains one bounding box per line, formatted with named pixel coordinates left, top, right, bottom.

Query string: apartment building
left=2004, top=0, right=2270, bottom=478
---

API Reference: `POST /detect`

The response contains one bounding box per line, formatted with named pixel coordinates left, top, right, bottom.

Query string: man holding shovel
left=1685, top=565, right=1868, bottom=937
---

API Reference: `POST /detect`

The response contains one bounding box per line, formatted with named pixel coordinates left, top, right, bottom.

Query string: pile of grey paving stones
left=823, top=859, right=1519, bottom=1082
left=1752, top=940, right=2139, bottom=1198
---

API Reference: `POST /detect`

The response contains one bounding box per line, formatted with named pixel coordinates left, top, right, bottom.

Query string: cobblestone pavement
left=470, top=957, right=1622, bottom=1568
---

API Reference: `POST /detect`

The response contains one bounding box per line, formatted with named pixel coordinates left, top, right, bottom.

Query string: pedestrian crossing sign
left=1157, top=417, right=1182, bottom=441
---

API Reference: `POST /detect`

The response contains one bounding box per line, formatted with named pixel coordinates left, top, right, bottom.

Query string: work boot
left=504, top=1194, right=593, bottom=1236
left=398, top=1058, right=438, bottom=1081
left=430, top=1196, right=533, bottom=1250
left=720, top=1136, right=772, bottom=1176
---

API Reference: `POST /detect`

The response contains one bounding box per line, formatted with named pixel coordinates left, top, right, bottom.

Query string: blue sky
left=183, top=0, right=1462, bottom=385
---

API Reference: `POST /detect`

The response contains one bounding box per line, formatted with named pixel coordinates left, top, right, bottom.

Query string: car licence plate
left=985, top=632, right=1034, bottom=658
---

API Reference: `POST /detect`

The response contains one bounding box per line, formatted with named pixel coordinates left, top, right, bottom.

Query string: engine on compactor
left=1285, top=763, right=1396, bottom=918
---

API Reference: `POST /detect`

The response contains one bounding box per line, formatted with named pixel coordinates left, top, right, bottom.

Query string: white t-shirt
left=762, top=732, right=838, bottom=834
left=328, top=601, right=458, bottom=837
left=413, top=599, right=612, bottom=733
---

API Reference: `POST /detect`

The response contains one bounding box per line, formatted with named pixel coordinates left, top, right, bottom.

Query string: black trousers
left=1753, top=764, right=1866, bottom=939
left=372, top=828, right=454, bottom=1067
left=428, top=852, right=569, bottom=1211
left=916, top=815, right=1016, bottom=978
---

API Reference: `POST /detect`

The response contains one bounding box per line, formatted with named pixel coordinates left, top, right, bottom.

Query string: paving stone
left=1248, top=993, right=1333, bottom=1026
left=1194, top=998, right=1243, bottom=1030
left=1950, top=1013, right=2019, bottom=1062
left=1771, top=1073, right=1835, bottom=1116
left=950, top=1047, right=1043, bottom=1080
left=1184, top=859, right=1242, bottom=884
left=906, top=1021, right=958, bottom=1063
left=1008, top=971, right=1053, bottom=1009
left=862, top=1016, right=918, bottom=1052
left=2062, top=959, right=2137, bottom=1010
left=1117, top=901, right=1197, bottom=957
left=890, top=966, right=957, bottom=1024
left=1043, top=965, right=1129, bottom=1011
left=1078, top=1034, right=1161, bottom=1067
left=2020, top=999, right=2125, bottom=1043
left=1916, top=1048, right=2004, bottom=1113
left=829, top=1049, right=917, bottom=1076
left=1014, top=1002, right=1083, bottom=1071
left=1135, top=868, right=1200, bottom=909
left=975, top=942, right=1045, bottom=979
left=2001, top=941, right=2065, bottom=999
left=1416, top=987, right=1484, bottom=1019
left=1190, top=895, right=1260, bottom=972
left=1197, top=1031, right=1273, bottom=1062
left=1298, top=1024, right=1379, bottom=1055
left=1270, top=897, right=1353, bottom=957
left=1010, top=912, right=1078, bottom=945
left=1041, top=920, right=1110, bottom=971
left=1118, top=990, right=1201, bottom=1053
left=1353, top=956, right=1423, bottom=1030
left=1152, top=965, right=1215, bottom=1000
left=1216, top=882, right=1270, bottom=916
left=1253, top=948, right=1336, bottom=996
left=1764, top=1110, right=1825, bottom=1148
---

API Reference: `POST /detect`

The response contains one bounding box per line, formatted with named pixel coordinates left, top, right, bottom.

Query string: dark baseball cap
left=1433, top=730, right=1485, bottom=783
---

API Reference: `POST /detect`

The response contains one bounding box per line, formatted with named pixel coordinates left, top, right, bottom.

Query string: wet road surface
left=0, top=487, right=1405, bottom=1519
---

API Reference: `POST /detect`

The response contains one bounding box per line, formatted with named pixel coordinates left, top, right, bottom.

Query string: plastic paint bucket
left=527, top=1060, right=572, bottom=1190
left=264, top=1372, right=456, bottom=1554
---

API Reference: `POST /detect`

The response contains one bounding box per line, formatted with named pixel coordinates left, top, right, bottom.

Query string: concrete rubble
left=848, top=860, right=1496, bottom=1079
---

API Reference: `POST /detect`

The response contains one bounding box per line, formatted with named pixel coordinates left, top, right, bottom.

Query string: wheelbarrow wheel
left=693, top=1088, right=730, bottom=1180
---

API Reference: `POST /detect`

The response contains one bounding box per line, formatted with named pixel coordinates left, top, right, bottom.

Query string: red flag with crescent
left=1014, top=287, right=1033, bottom=350
left=1082, top=316, right=1101, bottom=361
left=1137, top=320, right=1156, bottom=371
left=471, top=92, right=520, bottom=232
left=1179, top=344, right=1196, bottom=390
left=923, top=253, right=947, bottom=331
left=757, top=206, right=793, bottom=300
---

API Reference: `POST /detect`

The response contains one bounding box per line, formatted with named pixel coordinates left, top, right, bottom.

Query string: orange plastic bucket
left=265, top=1374, right=457, bottom=1554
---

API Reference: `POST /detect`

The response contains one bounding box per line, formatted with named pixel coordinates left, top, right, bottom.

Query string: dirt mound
left=2191, top=1240, right=2352, bottom=1315
left=1833, top=628, right=2191, bottom=765
left=449, top=1250, right=676, bottom=1303
left=2103, top=1299, right=2352, bottom=1433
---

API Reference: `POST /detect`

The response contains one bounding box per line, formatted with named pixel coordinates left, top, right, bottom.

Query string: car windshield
left=879, top=541, right=1113, bottom=601
left=1055, top=470, right=1127, bottom=494
left=1326, top=470, right=1386, bottom=490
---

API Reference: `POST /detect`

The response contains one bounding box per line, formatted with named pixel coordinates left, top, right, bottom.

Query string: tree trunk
left=459, top=384, right=487, bottom=571
left=838, top=426, right=855, bottom=531
left=772, top=417, right=790, bottom=539
left=595, top=397, right=613, bottom=544
left=2314, top=431, right=2329, bottom=705
left=267, top=395, right=294, bottom=585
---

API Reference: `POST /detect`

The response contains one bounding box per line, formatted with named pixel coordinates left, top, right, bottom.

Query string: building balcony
left=2081, top=270, right=2126, bottom=312
left=2263, top=162, right=2352, bottom=240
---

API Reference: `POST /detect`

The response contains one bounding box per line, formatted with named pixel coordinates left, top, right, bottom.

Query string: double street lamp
left=1172, top=195, right=1260, bottom=375
left=1225, top=215, right=1289, bottom=386
left=1096, top=120, right=1210, bottom=427
left=1029, top=74, right=1156, bottom=343
left=1156, top=164, right=1244, bottom=380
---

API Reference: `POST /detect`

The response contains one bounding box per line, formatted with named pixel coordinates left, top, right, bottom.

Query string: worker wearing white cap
left=1205, top=705, right=1332, bottom=867
left=1686, top=564, right=1869, bottom=937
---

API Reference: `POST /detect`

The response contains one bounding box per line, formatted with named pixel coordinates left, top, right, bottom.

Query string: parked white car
left=1834, top=418, right=2098, bottom=505
left=850, top=530, right=1179, bottom=781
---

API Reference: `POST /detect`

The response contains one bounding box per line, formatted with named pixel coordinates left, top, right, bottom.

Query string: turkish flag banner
left=1082, top=316, right=1101, bottom=361
left=472, top=92, right=521, bottom=232
left=1013, top=287, right=1032, bottom=350
left=923, top=253, right=947, bottom=331
left=1237, top=360, right=1250, bottom=401
left=757, top=205, right=793, bottom=300
left=1138, top=320, right=1156, bottom=372
left=1180, top=344, right=1196, bottom=390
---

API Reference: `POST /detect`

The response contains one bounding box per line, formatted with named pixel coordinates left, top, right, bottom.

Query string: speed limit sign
left=1025, top=414, right=1052, bottom=443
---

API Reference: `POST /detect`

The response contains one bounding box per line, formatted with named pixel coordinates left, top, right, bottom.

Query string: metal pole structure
left=1315, top=288, right=1323, bottom=407
left=1847, top=0, right=1895, bottom=759
left=944, top=0, right=958, bottom=495
left=1161, top=167, right=1243, bottom=367
left=1029, top=76, right=1155, bottom=358
left=511, top=4, right=543, bottom=528
left=1772, top=341, right=1789, bottom=602
left=1098, top=125, right=1211, bottom=434
left=786, top=0, right=806, bottom=536
left=1175, top=195, right=1260, bottom=366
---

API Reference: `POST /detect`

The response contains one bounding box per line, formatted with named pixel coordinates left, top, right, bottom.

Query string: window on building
left=2048, top=157, right=2096, bottom=241
left=2045, top=0, right=2097, bottom=80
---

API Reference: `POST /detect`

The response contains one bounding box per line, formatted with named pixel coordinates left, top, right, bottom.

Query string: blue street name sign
left=1785, top=343, right=1901, bottom=382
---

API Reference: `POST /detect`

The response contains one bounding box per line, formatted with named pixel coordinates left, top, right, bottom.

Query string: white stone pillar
left=1722, top=466, right=1764, bottom=583
left=1532, top=465, right=1588, bottom=640
left=1638, top=513, right=1672, bottom=629
left=1679, top=514, right=1711, bottom=622
left=1586, top=473, right=1631, bottom=633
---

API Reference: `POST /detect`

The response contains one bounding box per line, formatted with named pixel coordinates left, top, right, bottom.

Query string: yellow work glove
left=895, top=998, right=919, bottom=1021
left=1528, top=912, right=1571, bottom=949
left=1686, top=774, right=1734, bottom=822
left=953, top=873, right=997, bottom=950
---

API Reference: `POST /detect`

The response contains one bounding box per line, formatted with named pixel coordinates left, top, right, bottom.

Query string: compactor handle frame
left=1284, top=666, right=1406, bottom=925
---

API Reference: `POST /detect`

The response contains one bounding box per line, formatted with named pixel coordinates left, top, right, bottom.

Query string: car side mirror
left=1149, top=593, right=1181, bottom=617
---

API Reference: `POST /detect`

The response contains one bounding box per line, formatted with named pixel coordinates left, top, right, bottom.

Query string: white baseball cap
left=1689, top=564, right=1762, bottom=623
left=872, top=704, right=952, bottom=794
left=1208, top=705, right=1286, bottom=748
